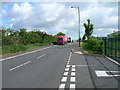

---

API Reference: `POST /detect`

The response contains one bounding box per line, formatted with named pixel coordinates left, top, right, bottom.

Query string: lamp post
left=71, top=6, right=80, bottom=47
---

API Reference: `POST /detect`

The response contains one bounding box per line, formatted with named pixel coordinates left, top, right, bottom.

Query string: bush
left=2, top=44, right=27, bottom=54
left=83, top=37, right=103, bottom=54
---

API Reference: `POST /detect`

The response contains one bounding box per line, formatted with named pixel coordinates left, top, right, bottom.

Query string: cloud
left=2, top=2, right=118, bottom=39
left=0, top=14, right=2, bottom=27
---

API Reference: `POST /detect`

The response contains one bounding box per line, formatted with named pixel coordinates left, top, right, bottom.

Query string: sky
left=0, top=2, right=118, bottom=40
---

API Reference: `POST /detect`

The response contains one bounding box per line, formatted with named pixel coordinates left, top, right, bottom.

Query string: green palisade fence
left=104, top=38, right=120, bottom=62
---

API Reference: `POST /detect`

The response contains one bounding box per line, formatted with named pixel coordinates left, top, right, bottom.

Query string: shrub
left=83, top=37, right=103, bottom=54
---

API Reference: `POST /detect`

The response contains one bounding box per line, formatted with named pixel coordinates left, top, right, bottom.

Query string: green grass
left=81, top=42, right=103, bottom=54
left=0, top=46, right=2, bottom=55
left=1, top=43, right=53, bottom=55
left=81, top=42, right=95, bottom=54
left=25, top=43, right=52, bottom=50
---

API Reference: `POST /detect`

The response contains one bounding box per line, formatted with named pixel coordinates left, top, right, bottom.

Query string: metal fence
left=104, top=38, right=120, bottom=62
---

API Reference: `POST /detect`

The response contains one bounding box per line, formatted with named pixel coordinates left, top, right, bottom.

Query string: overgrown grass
left=81, top=37, right=103, bottom=54
left=1, top=43, right=53, bottom=55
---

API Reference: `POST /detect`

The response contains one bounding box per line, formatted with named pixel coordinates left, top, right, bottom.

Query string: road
left=1, top=43, right=120, bottom=89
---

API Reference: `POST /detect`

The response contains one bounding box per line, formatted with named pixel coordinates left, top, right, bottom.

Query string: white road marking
left=105, top=56, right=120, bottom=66
left=67, top=62, right=69, bottom=65
left=95, top=70, right=120, bottom=77
left=72, top=65, right=75, bottom=68
left=70, top=77, right=76, bottom=82
left=72, top=68, right=75, bottom=71
left=106, top=71, right=120, bottom=73
left=49, top=50, right=54, bottom=53
left=9, top=61, right=31, bottom=71
left=66, top=65, right=70, bottom=68
left=71, top=72, right=76, bottom=76
left=61, top=77, right=67, bottom=82
left=68, top=52, right=72, bottom=61
left=36, top=54, right=46, bottom=59
left=75, top=51, right=83, bottom=54
left=0, top=46, right=52, bottom=62
left=65, top=68, right=69, bottom=71
left=76, top=65, right=96, bottom=67
left=59, top=84, right=65, bottom=89
left=63, top=72, right=69, bottom=76
left=69, top=84, right=76, bottom=90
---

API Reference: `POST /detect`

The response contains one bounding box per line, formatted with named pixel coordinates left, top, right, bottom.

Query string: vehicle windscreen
left=58, top=38, right=63, bottom=40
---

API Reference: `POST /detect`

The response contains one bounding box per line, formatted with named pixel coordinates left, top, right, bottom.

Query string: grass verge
left=1, top=43, right=53, bottom=55
left=81, top=42, right=103, bottom=55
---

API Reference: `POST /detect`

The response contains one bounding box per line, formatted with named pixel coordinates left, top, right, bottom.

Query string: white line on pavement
left=72, top=65, right=75, bottom=68
left=70, top=77, right=76, bottom=82
left=95, top=70, right=120, bottom=77
left=67, top=62, right=69, bottom=65
left=59, top=84, right=65, bottom=89
left=69, top=84, right=76, bottom=90
left=63, top=72, right=69, bottom=76
left=71, top=68, right=76, bottom=71
left=105, top=56, right=120, bottom=66
left=68, top=52, right=72, bottom=61
left=0, top=46, right=52, bottom=62
left=36, top=54, right=46, bottom=59
left=61, top=77, right=67, bottom=82
left=48, top=50, right=54, bottom=54
left=66, top=65, right=70, bottom=68
left=65, top=68, right=69, bottom=71
left=9, top=61, right=31, bottom=71
left=71, top=72, right=76, bottom=76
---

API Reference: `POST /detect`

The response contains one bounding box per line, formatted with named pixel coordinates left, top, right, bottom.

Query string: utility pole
left=71, top=6, right=80, bottom=47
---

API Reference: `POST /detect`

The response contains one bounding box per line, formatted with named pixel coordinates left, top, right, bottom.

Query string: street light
left=71, top=6, right=80, bottom=47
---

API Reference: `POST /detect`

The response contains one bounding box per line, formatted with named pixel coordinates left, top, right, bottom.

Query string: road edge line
left=105, top=56, right=120, bottom=66
left=0, top=46, right=52, bottom=62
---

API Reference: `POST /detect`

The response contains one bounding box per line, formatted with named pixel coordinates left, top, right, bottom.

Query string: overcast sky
left=0, top=2, right=118, bottom=39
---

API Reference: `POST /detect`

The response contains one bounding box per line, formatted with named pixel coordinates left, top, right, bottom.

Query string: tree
left=83, top=19, right=94, bottom=40
left=82, top=34, right=86, bottom=41
left=111, top=30, right=118, bottom=38
left=57, top=32, right=65, bottom=36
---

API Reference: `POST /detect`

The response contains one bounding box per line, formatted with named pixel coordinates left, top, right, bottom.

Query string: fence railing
left=104, top=38, right=120, bottom=62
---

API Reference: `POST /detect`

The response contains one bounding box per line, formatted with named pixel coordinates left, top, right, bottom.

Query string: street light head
left=71, top=7, right=74, bottom=8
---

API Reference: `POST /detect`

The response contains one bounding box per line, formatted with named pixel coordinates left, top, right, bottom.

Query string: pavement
left=1, top=43, right=120, bottom=90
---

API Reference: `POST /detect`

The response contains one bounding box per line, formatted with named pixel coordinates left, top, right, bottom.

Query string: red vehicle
left=58, top=36, right=67, bottom=45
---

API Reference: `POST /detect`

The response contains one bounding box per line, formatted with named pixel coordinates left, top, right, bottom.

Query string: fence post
left=104, top=39, right=106, bottom=55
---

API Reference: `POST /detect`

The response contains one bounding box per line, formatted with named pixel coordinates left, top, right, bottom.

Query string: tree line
left=0, top=28, right=58, bottom=46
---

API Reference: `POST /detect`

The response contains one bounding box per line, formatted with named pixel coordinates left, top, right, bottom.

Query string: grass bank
left=1, top=43, right=53, bottom=55
left=81, top=40, right=103, bottom=55
left=81, top=42, right=95, bottom=54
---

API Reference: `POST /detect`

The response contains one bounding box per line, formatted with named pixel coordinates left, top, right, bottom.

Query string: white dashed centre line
left=61, top=77, right=67, bottom=82
left=9, top=61, right=31, bottom=71
left=36, top=54, right=46, bottom=59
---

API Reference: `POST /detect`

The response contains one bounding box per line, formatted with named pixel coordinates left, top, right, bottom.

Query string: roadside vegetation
left=81, top=19, right=120, bottom=55
left=0, top=28, right=58, bottom=55
left=81, top=19, right=103, bottom=54
left=81, top=37, right=103, bottom=54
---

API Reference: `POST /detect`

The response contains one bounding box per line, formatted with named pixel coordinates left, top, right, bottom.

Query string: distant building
left=97, top=37, right=107, bottom=40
